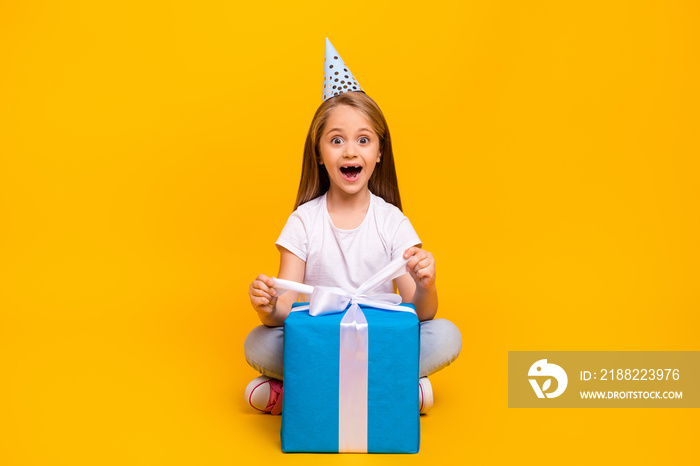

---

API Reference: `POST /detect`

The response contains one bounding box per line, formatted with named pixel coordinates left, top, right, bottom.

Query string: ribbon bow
left=273, top=255, right=415, bottom=453
left=272, top=255, right=414, bottom=317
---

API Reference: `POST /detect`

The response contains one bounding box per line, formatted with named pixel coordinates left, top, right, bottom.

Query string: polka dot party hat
left=323, top=38, right=364, bottom=101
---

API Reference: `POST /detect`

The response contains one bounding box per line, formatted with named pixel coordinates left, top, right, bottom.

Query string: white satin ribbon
left=338, top=302, right=368, bottom=452
left=273, top=256, right=415, bottom=452
left=273, top=256, right=415, bottom=317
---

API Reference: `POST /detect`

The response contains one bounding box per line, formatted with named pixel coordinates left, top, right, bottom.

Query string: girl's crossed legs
left=244, top=318, right=462, bottom=380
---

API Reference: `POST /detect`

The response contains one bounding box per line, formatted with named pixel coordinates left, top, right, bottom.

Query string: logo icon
left=528, top=359, right=568, bottom=398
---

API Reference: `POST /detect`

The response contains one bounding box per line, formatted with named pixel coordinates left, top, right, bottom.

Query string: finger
left=405, top=250, right=422, bottom=267
left=253, top=279, right=277, bottom=297
left=407, top=253, right=427, bottom=272
left=251, top=280, right=267, bottom=293
left=413, top=256, right=434, bottom=273
left=415, top=267, right=434, bottom=280
left=255, top=303, right=272, bottom=315
left=250, top=288, right=273, bottom=300
left=403, top=246, right=420, bottom=259
left=253, top=274, right=277, bottom=292
left=252, top=296, right=270, bottom=308
left=251, top=277, right=267, bottom=290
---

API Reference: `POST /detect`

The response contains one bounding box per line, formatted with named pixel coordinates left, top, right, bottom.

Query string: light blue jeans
left=244, top=319, right=462, bottom=380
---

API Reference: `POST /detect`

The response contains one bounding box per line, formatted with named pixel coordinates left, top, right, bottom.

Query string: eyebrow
left=326, top=127, right=374, bottom=134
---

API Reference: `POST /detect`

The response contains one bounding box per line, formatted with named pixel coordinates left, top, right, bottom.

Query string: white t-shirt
left=276, top=192, right=421, bottom=296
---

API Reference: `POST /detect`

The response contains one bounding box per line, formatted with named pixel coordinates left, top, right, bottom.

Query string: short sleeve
left=275, top=211, right=308, bottom=261
left=391, top=217, right=422, bottom=261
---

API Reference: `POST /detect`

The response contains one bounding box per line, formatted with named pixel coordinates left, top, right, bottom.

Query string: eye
left=331, top=137, right=343, bottom=145
left=358, top=137, right=369, bottom=144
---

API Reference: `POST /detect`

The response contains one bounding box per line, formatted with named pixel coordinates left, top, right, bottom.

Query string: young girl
left=244, top=39, right=461, bottom=416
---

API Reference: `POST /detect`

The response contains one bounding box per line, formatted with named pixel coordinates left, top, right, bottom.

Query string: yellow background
left=1, top=0, right=698, bottom=464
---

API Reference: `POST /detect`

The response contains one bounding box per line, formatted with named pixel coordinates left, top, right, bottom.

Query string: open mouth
left=340, top=165, right=362, bottom=181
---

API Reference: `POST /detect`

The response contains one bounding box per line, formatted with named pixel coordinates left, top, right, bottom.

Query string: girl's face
left=318, top=105, right=381, bottom=198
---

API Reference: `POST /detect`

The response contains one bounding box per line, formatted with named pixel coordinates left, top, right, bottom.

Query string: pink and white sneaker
left=244, top=376, right=283, bottom=415
left=419, top=377, right=433, bottom=414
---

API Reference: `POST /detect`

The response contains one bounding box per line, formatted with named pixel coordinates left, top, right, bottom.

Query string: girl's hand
left=249, top=274, right=277, bottom=316
left=403, top=247, right=436, bottom=289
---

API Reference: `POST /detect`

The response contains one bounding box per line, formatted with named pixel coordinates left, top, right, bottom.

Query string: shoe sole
left=419, top=377, right=433, bottom=414
left=245, top=375, right=271, bottom=412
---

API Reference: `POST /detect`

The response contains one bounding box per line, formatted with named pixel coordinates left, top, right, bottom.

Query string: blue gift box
left=281, top=302, right=420, bottom=453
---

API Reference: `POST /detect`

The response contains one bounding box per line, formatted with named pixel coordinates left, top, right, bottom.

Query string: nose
left=343, top=141, right=359, bottom=158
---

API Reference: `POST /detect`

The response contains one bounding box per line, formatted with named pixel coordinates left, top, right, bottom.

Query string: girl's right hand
left=249, top=274, right=277, bottom=316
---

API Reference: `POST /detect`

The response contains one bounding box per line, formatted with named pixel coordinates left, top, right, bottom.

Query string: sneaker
left=419, top=377, right=433, bottom=414
left=244, top=375, right=283, bottom=415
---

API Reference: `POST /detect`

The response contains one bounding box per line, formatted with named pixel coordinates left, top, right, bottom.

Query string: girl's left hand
left=403, top=246, right=436, bottom=289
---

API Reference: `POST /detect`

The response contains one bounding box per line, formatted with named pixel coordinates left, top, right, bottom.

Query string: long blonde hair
left=294, top=92, right=402, bottom=211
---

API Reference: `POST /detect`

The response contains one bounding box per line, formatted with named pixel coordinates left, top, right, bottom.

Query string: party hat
left=323, top=38, right=363, bottom=101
